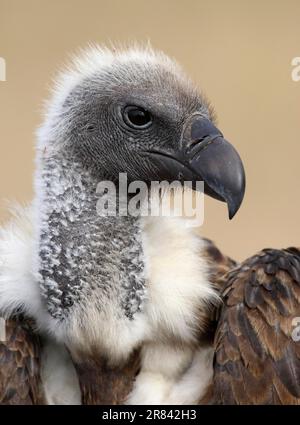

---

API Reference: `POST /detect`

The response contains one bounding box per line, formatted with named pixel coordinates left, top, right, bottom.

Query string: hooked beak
left=147, top=115, right=246, bottom=219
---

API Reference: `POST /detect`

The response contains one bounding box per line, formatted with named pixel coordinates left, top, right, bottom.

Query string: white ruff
left=41, top=339, right=81, bottom=405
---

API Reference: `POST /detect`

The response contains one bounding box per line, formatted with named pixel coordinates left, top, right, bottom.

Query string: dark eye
left=122, top=105, right=152, bottom=129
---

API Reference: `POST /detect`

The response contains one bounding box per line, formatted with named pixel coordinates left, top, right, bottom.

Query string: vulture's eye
left=122, top=105, right=152, bottom=129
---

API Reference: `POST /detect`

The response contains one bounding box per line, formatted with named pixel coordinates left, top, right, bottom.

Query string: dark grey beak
left=148, top=115, right=246, bottom=219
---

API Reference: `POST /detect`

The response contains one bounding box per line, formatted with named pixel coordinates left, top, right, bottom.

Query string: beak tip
left=228, top=210, right=235, bottom=220
left=228, top=209, right=238, bottom=220
left=228, top=206, right=236, bottom=220
left=227, top=189, right=245, bottom=220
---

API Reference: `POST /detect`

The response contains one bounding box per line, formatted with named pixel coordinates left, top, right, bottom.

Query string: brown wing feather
left=0, top=317, right=44, bottom=405
left=202, top=238, right=237, bottom=285
left=203, top=247, right=300, bottom=404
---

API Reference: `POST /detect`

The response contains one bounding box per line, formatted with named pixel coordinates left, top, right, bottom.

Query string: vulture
left=0, top=45, right=299, bottom=405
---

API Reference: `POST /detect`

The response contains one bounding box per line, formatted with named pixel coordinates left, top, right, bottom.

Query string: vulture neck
left=35, top=151, right=146, bottom=321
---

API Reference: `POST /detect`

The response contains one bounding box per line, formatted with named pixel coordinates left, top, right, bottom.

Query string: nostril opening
left=186, top=137, right=206, bottom=154
left=190, top=138, right=204, bottom=147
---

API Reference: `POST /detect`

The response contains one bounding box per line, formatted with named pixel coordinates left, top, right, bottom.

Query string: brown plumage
left=202, top=238, right=237, bottom=285
left=203, top=247, right=300, bottom=405
left=0, top=317, right=44, bottom=405
left=72, top=350, right=140, bottom=405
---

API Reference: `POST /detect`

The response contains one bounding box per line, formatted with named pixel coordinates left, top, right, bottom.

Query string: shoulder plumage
left=204, top=247, right=300, bottom=405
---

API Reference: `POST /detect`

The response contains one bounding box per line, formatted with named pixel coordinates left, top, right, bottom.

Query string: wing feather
left=0, top=317, right=44, bottom=405
left=203, top=247, right=300, bottom=404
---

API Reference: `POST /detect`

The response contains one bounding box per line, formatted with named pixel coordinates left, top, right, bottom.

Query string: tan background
left=0, top=0, right=299, bottom=261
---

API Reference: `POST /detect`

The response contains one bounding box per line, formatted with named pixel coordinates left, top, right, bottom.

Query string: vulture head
left=40, top=45, right=245, bottom=218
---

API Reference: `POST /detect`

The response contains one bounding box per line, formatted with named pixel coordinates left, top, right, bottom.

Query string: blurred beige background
left=0, top=0, right=299, bottom=261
